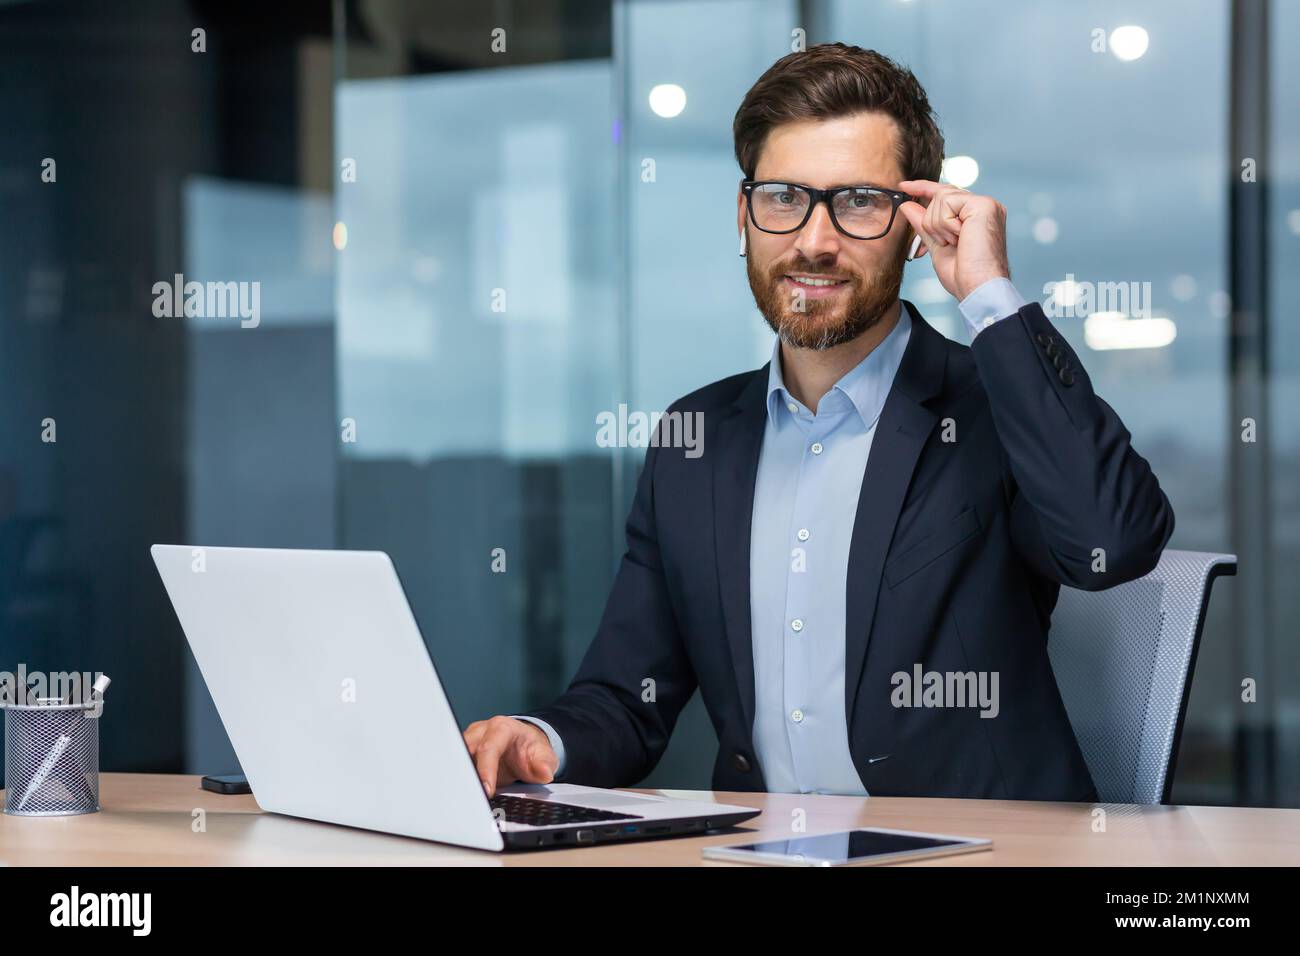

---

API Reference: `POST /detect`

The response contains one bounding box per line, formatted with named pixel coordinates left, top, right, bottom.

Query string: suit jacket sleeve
left=970, top=300, right=1175, bottom=590
left=523, top=439, right=698, bottom=787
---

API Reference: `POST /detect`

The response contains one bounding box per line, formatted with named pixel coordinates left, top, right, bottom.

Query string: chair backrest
left=1048, top=549, right=1236, bottom=804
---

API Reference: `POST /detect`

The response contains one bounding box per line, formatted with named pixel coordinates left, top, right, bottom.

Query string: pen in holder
left=3, top=675, right=110, bottom=816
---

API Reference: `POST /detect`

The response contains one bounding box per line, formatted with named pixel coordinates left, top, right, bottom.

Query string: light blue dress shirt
left=748, top=305, right=912, bottom=794
left=517, top=279, right=1027, bottom=786
left=958, top=277, right=1027, bottom=339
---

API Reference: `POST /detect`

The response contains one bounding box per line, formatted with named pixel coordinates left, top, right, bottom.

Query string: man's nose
left=793, top=201, right=843, bottom=263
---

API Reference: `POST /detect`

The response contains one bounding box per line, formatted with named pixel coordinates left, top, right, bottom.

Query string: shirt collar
left=765, top=302, right=913, bottom=430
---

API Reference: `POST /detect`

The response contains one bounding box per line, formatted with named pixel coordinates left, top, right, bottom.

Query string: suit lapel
left=713, top=368, right=768, bottom=734
left=844, top=302, right=948, bottom=725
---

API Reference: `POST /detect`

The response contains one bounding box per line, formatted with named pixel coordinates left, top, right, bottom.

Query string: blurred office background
left=0, top=0, right=1297, bottom=807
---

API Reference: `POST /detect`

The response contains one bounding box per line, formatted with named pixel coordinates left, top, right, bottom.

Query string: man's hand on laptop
left=463, top=716, right=559, bottom=797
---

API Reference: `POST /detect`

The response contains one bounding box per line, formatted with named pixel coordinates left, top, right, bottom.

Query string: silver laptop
left=151, top=545, right=759, bottom=851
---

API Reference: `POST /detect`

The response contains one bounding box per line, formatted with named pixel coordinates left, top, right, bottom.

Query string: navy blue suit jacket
left=529, top=300, right=1175, bottom=801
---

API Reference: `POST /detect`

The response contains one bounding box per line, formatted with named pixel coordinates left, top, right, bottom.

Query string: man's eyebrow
left=756, top=178, right=897, bottom=191
left=824, top=181, right=891, bottom=191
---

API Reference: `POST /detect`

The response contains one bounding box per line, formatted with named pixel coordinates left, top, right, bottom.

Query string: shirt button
left=796, top=528, right=810, bottom=541
left=787, top=401, right=798, bottom=414
left=790, top=618, right=804, bottom=633
left=810, top=442, right=823, bottom=455
left=981, top=316, right=996, bottom=330
left=791, top=709, right=804, bottom=724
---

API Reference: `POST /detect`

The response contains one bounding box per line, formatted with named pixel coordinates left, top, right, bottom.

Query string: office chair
left=1048, top=549, right=1237, bottom=805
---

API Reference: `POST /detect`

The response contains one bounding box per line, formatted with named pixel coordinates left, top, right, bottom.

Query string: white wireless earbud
left=739, top=230, right=747, bottom=257
left=907, top=234, right=923, bottom=261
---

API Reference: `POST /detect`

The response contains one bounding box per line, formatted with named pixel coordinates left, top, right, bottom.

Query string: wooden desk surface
left=2, top=773, right=1297, bottom=866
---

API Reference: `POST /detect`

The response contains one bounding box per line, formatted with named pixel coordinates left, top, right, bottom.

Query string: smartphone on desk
left=702, top=827, right=992, bottom=866
left=201, top=773, right=252, bottom=795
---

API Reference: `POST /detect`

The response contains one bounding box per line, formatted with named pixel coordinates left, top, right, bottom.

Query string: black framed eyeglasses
left=741, top=180, right=916, bottom=241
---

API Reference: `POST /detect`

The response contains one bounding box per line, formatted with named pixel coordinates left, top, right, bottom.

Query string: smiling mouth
left=783, top=274, right=851, bottom=297
left=785, top=274, right=850, bottom=286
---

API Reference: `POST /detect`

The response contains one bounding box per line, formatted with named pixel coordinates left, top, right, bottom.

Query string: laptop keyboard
left=490, top=793, right=643, bottom=827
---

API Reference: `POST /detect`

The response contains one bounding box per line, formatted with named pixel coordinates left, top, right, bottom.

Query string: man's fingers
left=466, top=717, right=559, bottom=796
left=507, top=721, right=558, bottom=783
left=900, top=180, right=967, bottom=246
left=512, top=734, right=558, bottom=784
left=899, top=203, right=935, bottom=258
left=899, top=200, right=922, bottom=231
left=923, top=201, right=946, bottom=246
left=472, top=723, right=519, bottom=796
left=936, top=194, right=965, bottom=243
left=898, top=203, right=925, bottom=251
left=463, top=721, right=488, bottom=750
left=922, top=188, right=963, bottom=246
left=898, top=178, right=942, bottom=198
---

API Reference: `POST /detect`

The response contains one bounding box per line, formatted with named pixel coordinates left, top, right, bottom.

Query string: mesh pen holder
left=3, top=697, right=101, bottom=816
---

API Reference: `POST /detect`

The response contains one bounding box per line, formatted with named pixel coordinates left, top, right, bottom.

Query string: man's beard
left=747, top=237, right=907, bottom=351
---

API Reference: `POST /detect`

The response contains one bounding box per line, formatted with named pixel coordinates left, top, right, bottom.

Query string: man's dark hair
left=732, top=43, right=944, bottom=183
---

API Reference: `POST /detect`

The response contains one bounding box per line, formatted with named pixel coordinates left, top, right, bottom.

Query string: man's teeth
left=788, top=276, right=846, bottom=287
